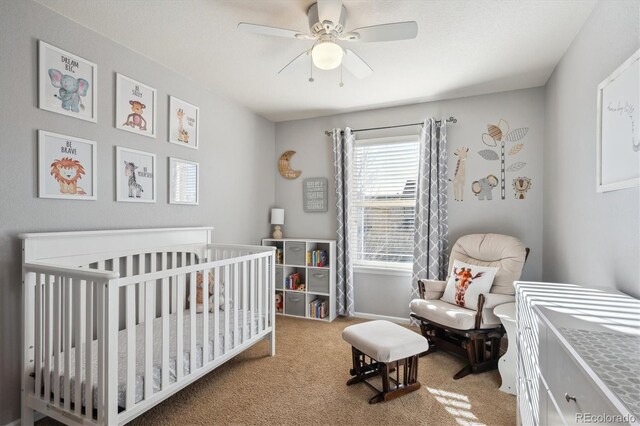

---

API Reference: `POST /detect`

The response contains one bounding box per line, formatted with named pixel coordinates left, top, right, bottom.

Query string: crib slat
left=233, top=263, right=240, bottom=348
left=161, top=253, right=170, bottom=389
left=74, top=280, right=84, bottom=414
left=242, top=261, right=248, bottom=342
left=264, top=257, right=269, bottom=330
left=43, top=274, right=52, bottom=402
left=34, top=273, right=42, bottom=399
left=138, top=254, right=146, bottom=324
left=53, top=275, right=61, bottom=406
left=258, top=258, right=263, bottom=333
left=144, top=279, right=154, bottom=399
left=223, top=266, right=229, bottom=353
left=63, top=277, right=72, bottom=410
left=250, top=260, right=255, bottom=338
left=85, top=281, right=94, bottom=418
left=213, top=268, right=220, bottom=357
left=171, top=253, right=178, bottom=313
left=105, top=280, right=119, bottom=423
left=96, top=282, right=105, bottom=424
left=126, top=284, right=136, bottom=409
left=176, top=275, right=184, bottom=381
left=202, top=268, right=210, bottom=364
left=189, top=271, right=196, bottom=374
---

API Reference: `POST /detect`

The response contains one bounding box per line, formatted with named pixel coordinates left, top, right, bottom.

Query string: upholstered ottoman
left=342, top=320, right=430, bottom=403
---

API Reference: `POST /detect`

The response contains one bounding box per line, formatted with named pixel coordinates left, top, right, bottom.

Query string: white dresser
left=516, top=281, right=640, bottom=426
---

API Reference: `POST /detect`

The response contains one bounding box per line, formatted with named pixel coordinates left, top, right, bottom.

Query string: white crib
left=20, top=227, right=276, bottom=425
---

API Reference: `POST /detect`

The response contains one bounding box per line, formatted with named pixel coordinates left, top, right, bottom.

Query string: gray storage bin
left=275, top=266, right=283, bottom=289
left=285, top=242, right=306, bottom=266
left=285, top=291, right=306, bottom=317
left=308, top=269, right=330, bottom=294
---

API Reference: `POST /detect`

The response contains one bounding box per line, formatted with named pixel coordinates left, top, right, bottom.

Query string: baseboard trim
left=354, top=312, right=410, bottom=324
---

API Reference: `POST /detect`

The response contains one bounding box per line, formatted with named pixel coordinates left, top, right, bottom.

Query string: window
left=351, top=135, right=420, bottom=269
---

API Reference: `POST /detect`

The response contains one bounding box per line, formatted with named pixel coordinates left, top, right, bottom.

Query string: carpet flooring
left=39, top=316, right=516, bottom=425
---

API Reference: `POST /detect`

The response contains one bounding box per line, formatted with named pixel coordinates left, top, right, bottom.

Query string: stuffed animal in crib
left=187, top=271, right=232, bottom=313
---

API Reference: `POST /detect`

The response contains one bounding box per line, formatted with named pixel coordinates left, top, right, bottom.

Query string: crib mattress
left=44, top=309, right=263, bottom=409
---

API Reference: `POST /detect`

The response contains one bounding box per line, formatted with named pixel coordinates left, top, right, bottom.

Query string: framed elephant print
left=115, top=147, right=157, bottom=203
left=169, top=157, right=199, bottom=205
left=38, top=130, right=97, bottom=200
left=168, top=96, right=199, bottom=149
left=38, top=41, right=98, bottom=122
left=115, top=73, right=157, bottom=138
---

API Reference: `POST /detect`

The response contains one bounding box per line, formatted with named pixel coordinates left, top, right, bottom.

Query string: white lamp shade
left=271, top=208, right=285, bottom=225
left=312, top=41, right=344, bottom=70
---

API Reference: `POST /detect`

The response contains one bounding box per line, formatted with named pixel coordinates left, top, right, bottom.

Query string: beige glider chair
left=410, top=233, right=528, bottom=379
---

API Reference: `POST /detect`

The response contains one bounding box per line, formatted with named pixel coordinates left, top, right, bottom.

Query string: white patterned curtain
left=411, top=119, right=449, bottom=320
left=333, top=128, right=355, bottom=317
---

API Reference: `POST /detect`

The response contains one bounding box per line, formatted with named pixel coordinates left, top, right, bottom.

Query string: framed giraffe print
left=168, top=96, right=199, bottom=149
left=115, top=147, right=157, bottom=203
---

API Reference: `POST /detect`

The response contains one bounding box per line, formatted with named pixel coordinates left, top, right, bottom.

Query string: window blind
left=351, top=136, right=420, bottom=267
left=174, top=162, right=198, bottom=203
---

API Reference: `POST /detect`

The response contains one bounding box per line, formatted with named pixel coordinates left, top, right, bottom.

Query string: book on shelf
left=275, top=248, right=283, bottom=265
left=308, top=298, right=328, bottom=319
left=307, top=249, right=329, bottom=268
left=285, top=272, right=303, bottom=290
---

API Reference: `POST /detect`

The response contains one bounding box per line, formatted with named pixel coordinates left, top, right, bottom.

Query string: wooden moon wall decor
left=278, top=150, right=302, bottom=179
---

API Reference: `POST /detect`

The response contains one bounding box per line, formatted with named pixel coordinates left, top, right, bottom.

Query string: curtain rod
left=324, top=117, right=457, bottom=137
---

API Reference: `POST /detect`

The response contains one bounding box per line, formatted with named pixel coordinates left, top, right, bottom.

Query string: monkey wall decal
left=123, top=100, right=147, bottom=131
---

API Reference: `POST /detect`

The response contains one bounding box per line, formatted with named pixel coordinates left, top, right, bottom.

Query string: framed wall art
left=38, top=130, right=97, bottom=200
left=303, top=177, right=328, bottom=212
left=38, top=40, right=98, bottom=122
left=168, top=96, right=199, bottom=149
left=115, top=147, right=157, bottom=203
left=169, top=157, right=199, bottom=205
left=115, top=73, right=157, bottom=138
left=596, top=48, right=640, bottom=192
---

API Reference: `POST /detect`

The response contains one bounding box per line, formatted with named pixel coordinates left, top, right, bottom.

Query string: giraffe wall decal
left=450, top=147, right=469, bottom=201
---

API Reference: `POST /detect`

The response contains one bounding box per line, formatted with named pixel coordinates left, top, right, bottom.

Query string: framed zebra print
left=115, top=147, right=157, bottom=203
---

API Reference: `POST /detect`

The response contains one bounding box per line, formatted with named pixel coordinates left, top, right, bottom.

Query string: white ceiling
left=36, top=0, right=597, bottom=122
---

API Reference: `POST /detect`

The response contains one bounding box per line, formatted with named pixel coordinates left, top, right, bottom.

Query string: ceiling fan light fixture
left=312, top=40, right=343, bottom=70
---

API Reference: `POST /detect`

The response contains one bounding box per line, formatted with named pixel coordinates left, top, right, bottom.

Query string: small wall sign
left=303, top=177, right=328, bottom=212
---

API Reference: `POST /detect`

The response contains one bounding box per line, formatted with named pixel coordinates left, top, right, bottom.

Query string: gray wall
left=275, top=87, right=545, bottom=319
left=543, top=0, right=640, bottom=298
left=0, top=1, right=275, bottom=424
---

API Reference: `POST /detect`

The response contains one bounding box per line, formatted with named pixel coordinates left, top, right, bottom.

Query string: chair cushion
left=342, top=320, right=429, bottom=362
left=448, top=233, right=526, bottom=295
left=410, top=299, right=501, bottom=330
left=441, top=260, right=498, bottom=310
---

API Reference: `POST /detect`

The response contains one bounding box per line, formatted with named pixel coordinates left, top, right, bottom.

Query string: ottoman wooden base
left=347, top=347, right=421, bottom=404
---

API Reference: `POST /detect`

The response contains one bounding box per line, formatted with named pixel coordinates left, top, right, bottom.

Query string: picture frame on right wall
left=169, top=157, right=199, bottom=205
left=596, top=48, right=640, bottom=192
left=168, top=96, right=199, bottom=149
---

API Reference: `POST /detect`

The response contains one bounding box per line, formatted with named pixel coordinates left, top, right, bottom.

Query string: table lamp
left=271, top=208, right=284, bottom=239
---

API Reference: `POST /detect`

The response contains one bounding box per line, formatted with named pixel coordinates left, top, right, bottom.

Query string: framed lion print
left=115, top=73, right=157, bottom=138
left=38, top=40, right=98, bottom=122
left=38, top=130, right=97, bottom=200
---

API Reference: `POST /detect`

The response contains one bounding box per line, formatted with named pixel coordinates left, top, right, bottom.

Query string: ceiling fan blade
left=341, top=21, right=418, bottom=42
left=317, top=0, right=343, bottom=25
left=278, top=50, right=310, bottom=74
left=237, top=22, right=309, bottom=39
left=342, top=49, right=373, bottom=79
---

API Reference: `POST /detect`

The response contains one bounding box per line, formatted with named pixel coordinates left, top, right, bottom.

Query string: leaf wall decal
left=507, top=162, right=526, bottom=172
left=482, top=133, right=497, bottom=147
left=504, top=128, right=529, bottom=142
left=487, top=124, right=503, bottom=141
left=478, top=149, right=499, bottom=160
left=509, top=143, right=524, bottom=155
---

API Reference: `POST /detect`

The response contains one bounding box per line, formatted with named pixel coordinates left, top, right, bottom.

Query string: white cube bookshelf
left=262, top=238, right=337, bottom=322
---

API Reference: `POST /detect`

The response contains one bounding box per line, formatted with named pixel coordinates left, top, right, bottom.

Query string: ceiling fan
left=237, top=0, right=418, bottom=84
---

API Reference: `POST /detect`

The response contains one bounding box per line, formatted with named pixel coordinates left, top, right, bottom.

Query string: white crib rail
left=23, top=245, right=275, bottom=425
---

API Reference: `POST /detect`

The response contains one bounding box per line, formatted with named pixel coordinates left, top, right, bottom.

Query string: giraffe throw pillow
left=440, top=260, right=499, bottom=310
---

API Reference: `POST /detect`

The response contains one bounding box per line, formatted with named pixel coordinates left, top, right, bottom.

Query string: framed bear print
left=38, top=41, right=98, bottom=122
left=168, top=96, right=199, bottom=149
left=115, top=147, right=157, bottom=203
left=169, top=157, right=199, bottom=205
left=115, top=73, right=157, bottom=138
left=38, top=130, right=97, bottom=200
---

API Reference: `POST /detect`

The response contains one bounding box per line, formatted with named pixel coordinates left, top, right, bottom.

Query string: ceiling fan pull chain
left=309, top=57, right=315, bottom=83
left=339, top=63, right=344, bottom=87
